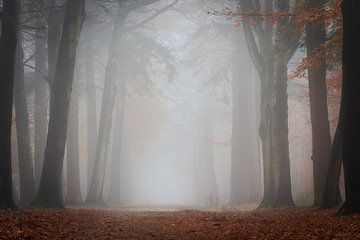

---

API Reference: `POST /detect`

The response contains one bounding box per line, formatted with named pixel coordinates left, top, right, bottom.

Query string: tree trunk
left=321, top=122, right=342, bottom=209
left=230, top=61, right=260, bottom=204
left=258, top=34, right=276, bottom=208
left=86, top=0, right=161, bottom=204
left=272, top=0, right=294, bottom=207
left=85, top=40, right=98, bottom=190
left=238, top=0, right=277, bottom=208
left=202, top=117, right=219, bottom=207
left=0, top=0, right=20, bottom=210
left=108, top=101, right=126, bottom=204
left=305, top=0, right=332, bottom=207
left=14, top=35, right=36, bottom=205
left=86, top=12, right=129, bottom=204
left=65, top=81, right=82, bottom=205
left=336, top=0, right=360, bottom=216
left=33, top=0, right=85, bottom=208
left=47, top=0, right=63, bottom=86
left=34, top=28, right=48, bottom=186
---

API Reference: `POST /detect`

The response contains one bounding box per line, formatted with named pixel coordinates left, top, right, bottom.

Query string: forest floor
left=0, top=207, right=360, bottom=239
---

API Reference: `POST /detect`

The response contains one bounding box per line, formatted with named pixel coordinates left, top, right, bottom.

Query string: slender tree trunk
left=108, top=101, right=125, bottom=204
left=33, top=0, right=85, bottom=208
left=85, top=40, right=98, bottom=190
left=202, top=116, right=219, bottom=206
left=86, top=12, right=128, bottom=204
left=336, top=0, right=360, bottom=216
left=34, top=29, right=48, bottom=186
left=230, top=60, right=260, bottom=204
left=0, top=0, right=20, bottom=210
left=230, top=67, right=243, bottom=204
left=14, top=35, right=36, bottom=205
left=305, top=0, right=332, bottom=207
left=65, top=81, right=82, bottom=205
left=86, top=0, right=162, bottom=203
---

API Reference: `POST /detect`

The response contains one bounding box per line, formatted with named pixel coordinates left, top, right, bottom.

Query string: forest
left=0, top=0, right=359, bottom=239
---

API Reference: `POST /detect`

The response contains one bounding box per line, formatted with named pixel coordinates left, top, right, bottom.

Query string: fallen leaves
left=0, top=207, right=359, bottom=239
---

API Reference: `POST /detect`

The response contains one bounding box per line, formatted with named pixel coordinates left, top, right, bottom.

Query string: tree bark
left=238, top=0, right=277, bottom=208
left=34, top=28, right=48, bottom=186
left=65, top=80, right=82, bottom=205
left=85, top=40, right=98, bottom=190
left=305, top=0, right=333, bottom=207
left=108, top=102, right=125, bottom=204
left=0, top=0, right=20, bottom=210
left=47, top=0, right=63, bottom=86
left=14, top=35, right=36, bottom=205
left=273, top=0, right=294, bottom=207
left=321, top=122, right=342, bottom=209
left=336, top=0, right=360, bottom=216
left=230, top=61, right=260, bottom=205
left=33, top=0, right=85, bottom=208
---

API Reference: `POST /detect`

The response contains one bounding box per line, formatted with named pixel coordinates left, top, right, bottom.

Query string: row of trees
left=0, top=0, right=181, bottom=209
left=228, top=0, right=360, bottom=215
left=0, top=0, right=359, bottom=215
left=0, top=0, right=85, bottom=209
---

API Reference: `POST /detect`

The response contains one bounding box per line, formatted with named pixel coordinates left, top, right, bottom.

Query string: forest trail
left=0, top=207, right=359, bottom=239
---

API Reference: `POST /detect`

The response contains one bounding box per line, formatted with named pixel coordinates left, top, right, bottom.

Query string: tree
left=237, top=0, right=276, bottom=208
left=47, top=0, right=63, bottom=86
left=272, top=0, right=297, bottom=207
left=0, top=0, right=21, bottom=210
left=33, top=0, right=85, bottom=208
left=304, top=0, right=334, bottom=207
left=237, top=0, right=301, bottom=207
left=32, top=0, right=49, bottom=186
left=14, top=34, right=36, bottom=205
left=65, top=75, right=82, bottom=205
left=322, top=123, right=342, bottom=208
left=86, top=6, right=130, bottom=204
left=86, top=0, right=175, bottom=204
left=230, top=59, right=261, bottom=204
left=84, top=38, right=98, bottom=190
left=336, top=0, right=360, bottom=216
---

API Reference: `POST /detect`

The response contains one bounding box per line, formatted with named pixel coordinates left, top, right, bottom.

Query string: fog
left=12, top=0, right=341, bottom=209
left=73, top=0, right=259, bottom=206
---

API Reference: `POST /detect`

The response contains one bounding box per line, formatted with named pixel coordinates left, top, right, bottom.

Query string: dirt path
left=0, top=207, right=359, bottom=239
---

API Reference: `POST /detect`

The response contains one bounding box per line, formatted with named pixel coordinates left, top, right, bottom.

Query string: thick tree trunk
left=65, top=83, right=82, bottom=205
left=33, top=0, right=85, bottom=208
left=305, top=0, right=332, bottom=207
left=0, top=0, right=20, bottom=210
left=238, top=0, right=277, bottom=208
left=85, top=40, right=98, bottom=190
left=336, top=0, right=360, bottom=216
left=272, top=0, right=294, bottom=207
left=47, top=0, right=63, bottom=86
left=258, top=37, right=276, bottom=208
left=14, top=36, right=36, bottom=205
left=322, top=123, right=342, bottom=209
